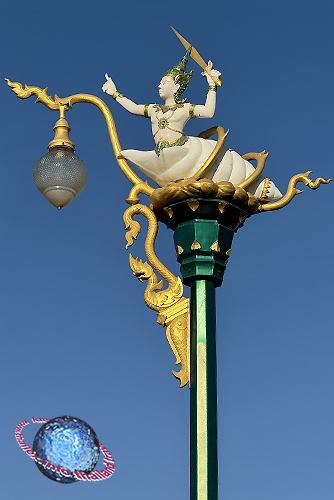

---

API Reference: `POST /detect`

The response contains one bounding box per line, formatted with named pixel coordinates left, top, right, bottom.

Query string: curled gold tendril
left=126, top=181, right=156, bottom=205
left=5, top=79, right=63, bottom=110
left=193, top=126, right=229, bottom=180
left=258, top=171, right=332, bottom=212
left=238, top=150, right=269, bottom=189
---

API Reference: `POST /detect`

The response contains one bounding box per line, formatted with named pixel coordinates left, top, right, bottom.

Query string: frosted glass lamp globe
left=33, top=147, right=87, bottom=209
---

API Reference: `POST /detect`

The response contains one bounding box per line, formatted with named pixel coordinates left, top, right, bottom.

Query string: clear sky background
left=1, top=1, right=334, bottom=499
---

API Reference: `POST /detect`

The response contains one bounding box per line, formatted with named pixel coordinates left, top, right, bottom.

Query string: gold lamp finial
left=48, top=106, right=75, bottom=151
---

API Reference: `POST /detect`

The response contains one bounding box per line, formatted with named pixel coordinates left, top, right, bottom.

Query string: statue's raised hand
left=206, top=69, right=221, bottom=86
left=102, top=74, right=117, bottom=95
left=201, top=61, right=221, bottom=86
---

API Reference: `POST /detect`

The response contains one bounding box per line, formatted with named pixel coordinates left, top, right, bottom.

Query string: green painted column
left=190, top=279, right=217, bottom=500
left=161, top=198, right=249, bottom=500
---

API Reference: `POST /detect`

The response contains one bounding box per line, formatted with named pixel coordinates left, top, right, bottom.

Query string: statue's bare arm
left=102, top=74, right=147, bottom=116
left=193, top=69, right=221, bottom=119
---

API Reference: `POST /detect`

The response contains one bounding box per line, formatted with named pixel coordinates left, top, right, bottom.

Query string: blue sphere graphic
left=32, top=415, right=100, bottom=483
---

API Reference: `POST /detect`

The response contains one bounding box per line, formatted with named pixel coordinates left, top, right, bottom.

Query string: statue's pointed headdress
left=164, top=46, right=193, bottom=103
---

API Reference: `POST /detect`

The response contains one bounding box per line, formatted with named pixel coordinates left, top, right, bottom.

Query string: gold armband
left=112, top=91, right=125, bottom=100
left=189, top=104, right=196, bottom=119
left=144, top=104, right=150, bottom=118
left=208, top=85, right=217, bottom=93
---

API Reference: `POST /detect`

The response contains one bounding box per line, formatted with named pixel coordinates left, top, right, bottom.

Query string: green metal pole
left=190, top=279, right=217, bottom=500
left=162, top=198, right=247, bottom=500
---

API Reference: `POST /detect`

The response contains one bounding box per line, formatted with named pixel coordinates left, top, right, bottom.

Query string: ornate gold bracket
left=123, top=203, right=190, bottom=387
left=5, top=79, right=154, bottom=192
left=258, top=171, right=332, bottom=212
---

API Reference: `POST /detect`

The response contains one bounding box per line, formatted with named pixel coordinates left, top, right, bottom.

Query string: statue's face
left=158, top=76, right=180, bottom=100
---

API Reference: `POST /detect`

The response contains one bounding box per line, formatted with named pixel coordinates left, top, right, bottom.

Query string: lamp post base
left=162, top=197, right=247, bottom=287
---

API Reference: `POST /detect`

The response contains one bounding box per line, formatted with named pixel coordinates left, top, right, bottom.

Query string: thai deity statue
left=102, top=46, right=282, bottom=200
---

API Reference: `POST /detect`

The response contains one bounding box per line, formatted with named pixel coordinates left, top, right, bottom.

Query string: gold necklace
left=153, top=103, right=184, bottom=114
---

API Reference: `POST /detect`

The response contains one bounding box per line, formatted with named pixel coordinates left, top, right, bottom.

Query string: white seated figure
left=102, top=47, right=281, bottom=200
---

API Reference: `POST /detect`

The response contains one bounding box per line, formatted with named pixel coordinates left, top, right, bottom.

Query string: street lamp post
left=6, top=78, right=331, bottom=500
left=165, top=198, right=242, bottom=500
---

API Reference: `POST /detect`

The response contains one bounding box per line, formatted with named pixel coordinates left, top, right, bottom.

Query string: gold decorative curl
left=123, top=204, right=190, bottom=387
left=5, top=79, right=63, bottom=110
left=193, top=126, right=229, bottom=180
left=238, top=151, right=269, bottom=189
left=258, top=171, right=332, bottom=212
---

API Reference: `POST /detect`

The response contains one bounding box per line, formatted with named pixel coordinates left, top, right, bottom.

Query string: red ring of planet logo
left=15, top=418, right=115, bottom=481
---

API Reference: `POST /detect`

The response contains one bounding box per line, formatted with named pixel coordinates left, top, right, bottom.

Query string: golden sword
left=171, top=26, right=222, bottom=87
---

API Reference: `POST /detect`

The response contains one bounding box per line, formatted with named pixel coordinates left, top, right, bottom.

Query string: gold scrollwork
left=5, top=79, right=155, bottom=195
left=258, top=171, right=332, bottom=212
left=157, top=300, right=190, bottom=388
left=123, top=203, right=190, bottom=387
left=238, top=150, right=269, bottom=189
left=194, top=126, right=229, bottom=180
left=5, top=79, right=64, bottom=110
left=125, top=181, right=155, bottom=205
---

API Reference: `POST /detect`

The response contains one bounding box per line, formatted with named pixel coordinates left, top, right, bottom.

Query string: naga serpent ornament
left=124, top=204, right=190, bottom=387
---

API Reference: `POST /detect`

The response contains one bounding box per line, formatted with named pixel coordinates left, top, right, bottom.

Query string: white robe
left=121, top=136, right=282, bottom=200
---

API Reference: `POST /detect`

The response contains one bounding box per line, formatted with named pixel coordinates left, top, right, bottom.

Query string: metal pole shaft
left=165, top=198, right=244, bottom=500
left=190, top=279, right=218, bottom=500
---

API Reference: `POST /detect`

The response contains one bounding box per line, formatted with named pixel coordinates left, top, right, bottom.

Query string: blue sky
left=1, top=2, right=334, bottom=499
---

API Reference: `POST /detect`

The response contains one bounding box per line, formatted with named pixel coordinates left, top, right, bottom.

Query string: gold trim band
left=112, top=91, right=124, bottom=100
left=189, top=104, right=196, bottom=119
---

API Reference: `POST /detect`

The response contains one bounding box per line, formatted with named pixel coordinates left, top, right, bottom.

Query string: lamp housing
left=33, top=114, right=87, bottom=210
left=33, top=147, right=87, bottom=210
